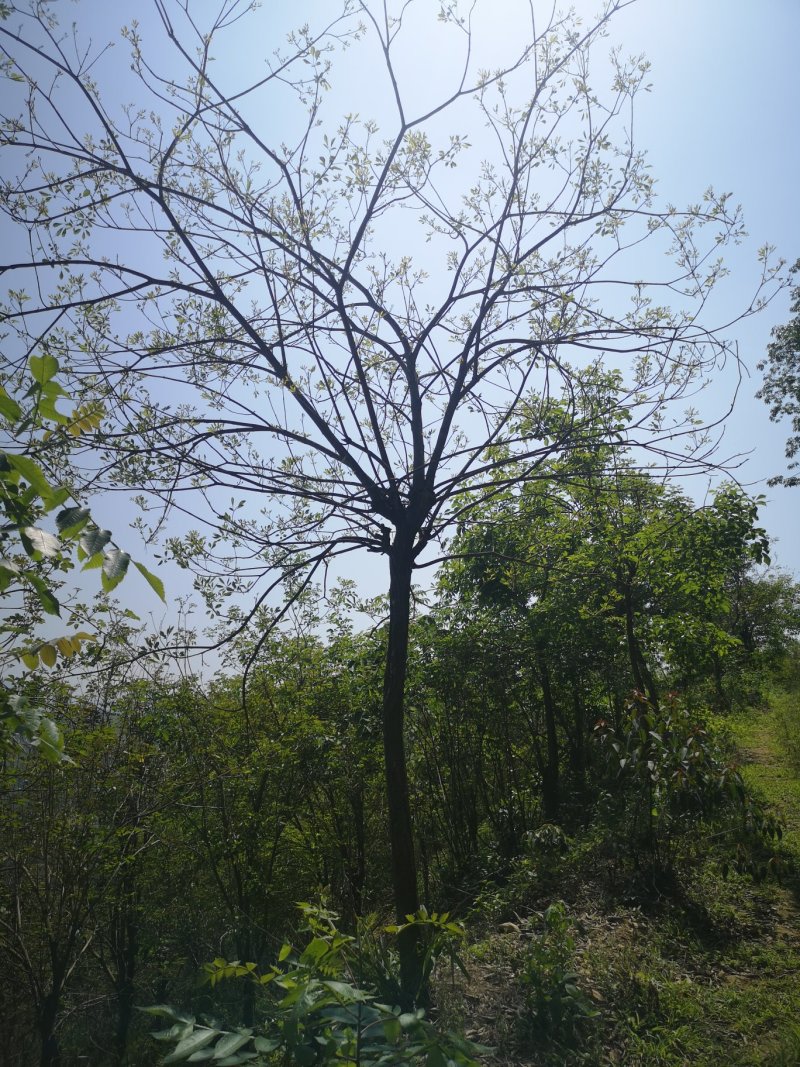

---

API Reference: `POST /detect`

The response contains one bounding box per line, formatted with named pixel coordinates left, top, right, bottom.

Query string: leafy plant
left=145, top=903, right=484, bottom=1065
left=518, top=901, right=596, bottom=1045
left=596, top=693, right=783, bottom=875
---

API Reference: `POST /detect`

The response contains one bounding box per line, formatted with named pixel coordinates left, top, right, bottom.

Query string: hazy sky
left=599, top=0, right=800, bottom=569
left=4, top=0, right=798, bottom=648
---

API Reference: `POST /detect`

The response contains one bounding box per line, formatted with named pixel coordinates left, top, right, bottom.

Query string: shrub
left=144, top=903, right=484, bottom=1066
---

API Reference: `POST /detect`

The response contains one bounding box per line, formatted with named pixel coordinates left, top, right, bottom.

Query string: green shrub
left=144, top=903, right=484, bottom=1066
left=518, top=901, right=597, bottom=1047
left=596, top=693, right=783, bottom=876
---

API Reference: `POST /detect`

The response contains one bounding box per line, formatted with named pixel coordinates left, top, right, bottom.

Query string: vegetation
left=0, top=353, right=163, bottom=761
left=759, top=259, right=800, bottom=486
left=0, top=0, right=783, bottom=997
left=1, top=2, right=799, bottom=1065
left=0, top=456, right=798, bottom=1064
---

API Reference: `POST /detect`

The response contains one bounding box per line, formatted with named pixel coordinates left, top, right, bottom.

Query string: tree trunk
left=38, top=988, right=60, bottom=1067
left=382, top=534, right=422, bottom=1006
left=537, top=652, right=561, bottom=822
left=622, top=570, right=659, bottom=709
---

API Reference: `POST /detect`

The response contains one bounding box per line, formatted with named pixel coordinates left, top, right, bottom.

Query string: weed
left=518, top=901, right=597, bottom=1047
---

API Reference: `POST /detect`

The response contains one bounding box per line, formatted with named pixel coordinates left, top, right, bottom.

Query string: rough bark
left=382, top=531, right=422, bottom=1006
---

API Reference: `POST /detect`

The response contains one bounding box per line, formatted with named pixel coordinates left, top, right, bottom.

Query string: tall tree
left=0, top=0, right=778, bottom=997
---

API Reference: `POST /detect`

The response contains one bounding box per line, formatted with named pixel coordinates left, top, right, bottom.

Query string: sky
left=598, top=0, right=800, bottom=568
left=2, top=0, right=799, bottom=653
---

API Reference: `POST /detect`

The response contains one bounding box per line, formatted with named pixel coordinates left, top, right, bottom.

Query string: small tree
left=0, top=0, right=779, bottom=997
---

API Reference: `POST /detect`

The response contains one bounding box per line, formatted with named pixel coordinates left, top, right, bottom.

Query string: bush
left=518, top=901, right=596, bottom=1046
left=144, top=903, right=484, bottom=1066
left=595, top=693, right=783, bottom=877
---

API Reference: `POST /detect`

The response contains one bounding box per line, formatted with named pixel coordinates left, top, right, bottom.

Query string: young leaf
left=134, top=560, right=166, bottom=602
left=38, top=643, right=57, bottom=668
left=55, top=636, right=74, bottom=658
left=28, top=352, right=59, bottom=384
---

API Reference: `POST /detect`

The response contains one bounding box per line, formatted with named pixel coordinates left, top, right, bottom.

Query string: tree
left=0, top=0, right=779, bottom=998
left=758, top=259, right=800, bottom=486
left=0, top=352, right=164, bottom=760
left=0, top=687, right=163, bottom=1067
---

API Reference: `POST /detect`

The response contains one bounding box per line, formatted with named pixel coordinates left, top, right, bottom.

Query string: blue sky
left=3, top=0, right=798, bottom=650
left=608, top=0, right=800, bottom=569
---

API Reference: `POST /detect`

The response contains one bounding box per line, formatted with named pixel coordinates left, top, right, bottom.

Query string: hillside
left=448, top=689, right=800, bottom=1066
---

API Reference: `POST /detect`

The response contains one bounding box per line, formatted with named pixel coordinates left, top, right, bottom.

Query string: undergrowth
left=448, top=694, right=800, bottom=1066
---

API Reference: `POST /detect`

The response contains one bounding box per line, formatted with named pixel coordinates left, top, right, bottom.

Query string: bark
left=622, top=568, right=659, bottom=709
left=382, top=531, right=422, bottom=1006
left=38, top=988, right=60, bottom=1067
left=537, top=652, right=561, bottom=822
left=113, top=911, right=138, bottom=1065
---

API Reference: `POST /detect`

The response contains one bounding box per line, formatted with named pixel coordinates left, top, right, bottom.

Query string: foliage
left=518, top=901, right=597, bottom=1047
left=758, top=259, right=800, bottom=486
left=595, top=693, right=784, bottom=876
left=0, top=0, right=782, bottom=995
left=0, top=354, right=164, bottom=760
left=145, top=904, right=483, bottom=1066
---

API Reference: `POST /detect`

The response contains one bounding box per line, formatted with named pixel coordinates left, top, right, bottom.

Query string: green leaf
left=0, top=387, right=22, bottom=422
left=134, top=560, right=166, bottom=602
left=28, top=353, right=59, bottom=384
left=27, top=574, right=61, bottom=616
left=56, top=506, right=91, bottom=538
left=36, top=716, right=68, bottom=763
left=101, top=548, right=131, bottom=593
left=80, top=527, right=112, bottom=557
left=252, top=1037, right=281, bottom=1053
left=22, top=526, right=61, bottom=558
left=212, top=1033, right=251, bottom=1058
left=5, top=453, right=53, bottom=499
left=163, top=1028, right=220, bottom=1064
left=40, top=379, right=69, bottom=400
left=382, top=1018, right=401, bottom=1043
left=138, top=1005, right=191, bottom=1021
left=38, top=393, right=70, bottom=425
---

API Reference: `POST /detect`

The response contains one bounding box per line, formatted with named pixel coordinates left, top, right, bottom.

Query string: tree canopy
left=758, top=259, right=800, bottom=486
left=0, top=0, right=782, bottom=998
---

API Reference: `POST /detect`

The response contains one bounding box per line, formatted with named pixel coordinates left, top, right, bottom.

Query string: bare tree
left=0, top=0, right=779, bottom=997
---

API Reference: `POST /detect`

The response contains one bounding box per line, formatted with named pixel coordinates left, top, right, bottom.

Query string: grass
left=443, top=688, right=800, bottom=1066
